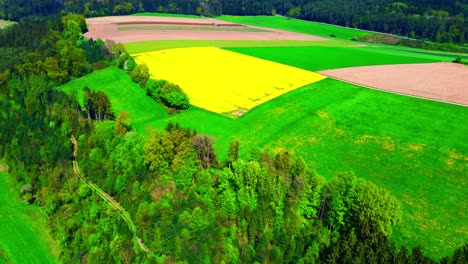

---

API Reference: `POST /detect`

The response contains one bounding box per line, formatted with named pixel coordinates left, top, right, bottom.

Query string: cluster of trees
left=0, top=14, right=108, bottom=89
left=147, top=80, right=190, bottom=111
left=83, top=86, right=114, bottom=121
left=1, top=0, right=466, bottom=44
left=117, top=52, right=190, bottom=112
left=1, top=11, right=467, bottom=264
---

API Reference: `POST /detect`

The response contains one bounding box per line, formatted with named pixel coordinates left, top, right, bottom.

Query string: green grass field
left=58, top=67, right=468, bottom=259
left=123, top=39, right=354, bottom=54
left=0, top=172, right=58, bottom=264
left=58, top=66, right=168, bottom=128
left=131, top=12, right=202, bottom=19
left=218, top=15, right=375, bottom=40
left=224, top=46, right=451, bottom=71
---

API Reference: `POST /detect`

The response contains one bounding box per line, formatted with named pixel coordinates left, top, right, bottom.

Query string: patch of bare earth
left=319, top=62, right=468, bottom=106
left=84, top=16, right=327, bottom=43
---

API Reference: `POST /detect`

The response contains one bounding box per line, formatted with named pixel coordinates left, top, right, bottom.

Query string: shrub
left=130, top=64, right=150, bottom=87
left=145, top=78, right=190, bottom=111
left=117, top=53, right=128, bottom=68
left=452, top=56, right=463, bottom=64
left=162, top=91, right=190, bottom=110
left=123, top=56, right=136, bottom=72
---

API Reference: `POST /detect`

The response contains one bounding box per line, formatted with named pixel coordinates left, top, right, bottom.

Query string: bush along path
left=70, top=136, right=155, bottom=257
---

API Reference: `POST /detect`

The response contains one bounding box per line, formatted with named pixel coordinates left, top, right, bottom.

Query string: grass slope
left=218, top=15, right=374, bottom=40
left=58, top=66, right=168, bottom=131
left=224, top=46, right=449, bottom=71
left=123, top=39, right=351, bottom=54
left=60, top=67, right=468, bottom=259
left=0, top=172, right=58, bottom=264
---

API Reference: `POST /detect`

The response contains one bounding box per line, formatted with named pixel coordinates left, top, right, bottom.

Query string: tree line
left=1, top=0, right=466, bottom=44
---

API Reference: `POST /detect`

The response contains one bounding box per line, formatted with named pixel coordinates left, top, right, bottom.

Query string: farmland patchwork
left=135, top=47, right=326, bottom=117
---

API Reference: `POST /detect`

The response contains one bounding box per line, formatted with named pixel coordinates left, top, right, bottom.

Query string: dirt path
left=319, top=62, right=468, bottom=106
left=70, top=136, right=152, bottom=255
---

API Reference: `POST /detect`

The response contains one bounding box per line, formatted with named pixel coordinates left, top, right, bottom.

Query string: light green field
left=58, top=67, right=468, bottom=259
left=58, top=66, right=167, bottom=129
left=218, top=15, right=374, bottom=40
left=0, top=172, right=58, bottom=264
left=224, top=46, right=451, bottom=71
left=123, top=39, right=353, bottom=54
left=0, top=20, right=15, bottom=29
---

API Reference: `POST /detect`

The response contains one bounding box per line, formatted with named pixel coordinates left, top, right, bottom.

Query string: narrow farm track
left=70, top=136, right=153, bottom=255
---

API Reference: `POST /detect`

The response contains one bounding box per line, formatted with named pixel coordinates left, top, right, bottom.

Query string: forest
left=0, top=0, right=466, bottom=44
left=0, top=12, right=467, bottom=263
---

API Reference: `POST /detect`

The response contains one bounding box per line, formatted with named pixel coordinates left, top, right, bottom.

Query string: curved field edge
left=0, top=172, right=59, bottom=264
left=58, top=67, right=468, bottom=259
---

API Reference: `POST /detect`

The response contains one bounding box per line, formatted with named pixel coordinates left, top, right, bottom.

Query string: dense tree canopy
left=1, top=0, right=465, bottom=43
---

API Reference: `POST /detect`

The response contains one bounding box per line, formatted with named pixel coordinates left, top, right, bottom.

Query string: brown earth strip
left=84, top=16, right=327, bottom=43
left=319, top=62, right=468, bottom=106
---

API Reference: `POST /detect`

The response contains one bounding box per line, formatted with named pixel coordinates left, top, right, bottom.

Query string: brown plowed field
left=84, top=16, right=327, bottom=43
left=319, top=62, right=468, bottom=106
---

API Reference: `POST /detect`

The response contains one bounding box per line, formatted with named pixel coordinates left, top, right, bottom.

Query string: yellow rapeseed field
left=135, top=47, right=326, bottom=116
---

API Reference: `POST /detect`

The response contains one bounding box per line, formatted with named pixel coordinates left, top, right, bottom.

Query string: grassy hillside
left=123, top=39, right=351, bottom=54
left=59, top=67, right=468, bottom=259
left=0, top=172, right=58, bottom=264
left=58, top=66, right=168, bottom=130
left=224, top=46, right=449, bottom=71
left=218, top=15, right=374, bottom=40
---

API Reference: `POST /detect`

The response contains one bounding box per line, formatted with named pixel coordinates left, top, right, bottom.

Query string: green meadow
left=224, top=46, right=450, bottom=71
left=123, top=39, right=351, bottom=54
left=58, top=66, right=468, bottom=259
left=58, top=66, right=167, bottom=128
left=218, top=15, right=374, bottom=40
left=0, top=172, right=58, bottom=264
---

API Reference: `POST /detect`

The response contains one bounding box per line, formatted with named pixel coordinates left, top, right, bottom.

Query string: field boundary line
left=321, top=76, right=467, bottom=108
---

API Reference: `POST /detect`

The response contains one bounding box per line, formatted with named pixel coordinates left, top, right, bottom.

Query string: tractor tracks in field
left=70, top=136, right=153, bottom=255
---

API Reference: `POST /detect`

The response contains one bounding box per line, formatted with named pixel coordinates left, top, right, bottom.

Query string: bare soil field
left=84, top=16, right=327, bottom=43
left=319, top=62, right=468, bottom=106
